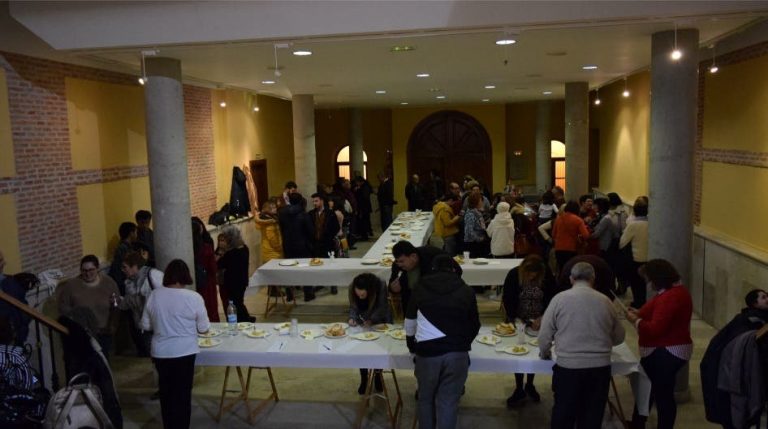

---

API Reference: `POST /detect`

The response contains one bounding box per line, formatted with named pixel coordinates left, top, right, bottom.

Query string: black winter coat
left=278, top=204, right=313, bottom=258
left=389, top=246, right=461, bottom=311
left=229, top=167, right=251, bottom=217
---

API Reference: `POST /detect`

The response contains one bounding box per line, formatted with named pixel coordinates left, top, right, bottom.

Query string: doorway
left=249, top=159, right=268, bottom=210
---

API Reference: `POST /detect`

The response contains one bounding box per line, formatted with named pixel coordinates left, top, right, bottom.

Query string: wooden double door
left=407, top=110, right=492, bottom=195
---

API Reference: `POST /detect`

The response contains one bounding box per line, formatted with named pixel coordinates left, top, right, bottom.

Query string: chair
left=264, top=286, right=295, bottom=318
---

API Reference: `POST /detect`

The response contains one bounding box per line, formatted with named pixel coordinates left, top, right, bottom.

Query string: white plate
left=372, top=323, right=400, bottom=332
left=273, top=322, right=291, bottom=330
left=472, top=258, right=489, bottom=265
left=476, top=334, right=501, bottom=345
left=237, top=322, right=253, bottom=330
left=352, top=332, right=381, bottom=341
left=361, top=259, right=380, bottom=265
left=390, top=230, right=402, bottom=235
left=388, top=329, right=406, bottom=340
left=384, top=243, right=395, bottom=249
left=492, top=329, right=517, bottom=337
left=324, top=333, right=347, bottom=339
left=278, top=259, right=299, bottom=266
left=198, top=338, right=222, bottom=348
left=528, top=338, right=539, bottom=347
left=499, top=345, right=530, bottom=355
left=300, top=329, right=323, bottom=339
left=198, top=329, right=222, bottom=338
left=246, top=329, right=270, bottom=338
left=410, top=226, right=423, bottom=231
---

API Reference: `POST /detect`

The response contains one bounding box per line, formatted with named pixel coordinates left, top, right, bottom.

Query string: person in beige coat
left=487, top=201, right=516, bottom=258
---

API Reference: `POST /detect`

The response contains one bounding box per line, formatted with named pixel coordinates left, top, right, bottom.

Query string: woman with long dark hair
left=347, top=273, right=391, bottom=394
left=216, top=225, right=254, bottom=322
left=192, top=217, right=219, bottom=322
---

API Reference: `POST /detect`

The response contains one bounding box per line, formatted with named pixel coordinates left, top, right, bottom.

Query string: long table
left=363, top=211, right=434, bottom=260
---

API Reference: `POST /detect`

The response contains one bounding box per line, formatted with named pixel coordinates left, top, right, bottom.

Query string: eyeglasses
left=81, top=268, right=97, bottom=273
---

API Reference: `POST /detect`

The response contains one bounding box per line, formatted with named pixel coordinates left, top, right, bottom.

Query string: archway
left=407, top=110, right=492, bottom=198
left=335, top=145, right=368, bottom=180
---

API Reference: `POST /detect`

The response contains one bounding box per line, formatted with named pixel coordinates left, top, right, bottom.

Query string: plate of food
left=399, top=232, right=412, bottom=240
left=300, top=329, right=323, bottom=339
left=246, top=329, right=270, bottom=338
left=493, top=322, right=517, bottom=337
left=372, top=323, right=397, bottom=332
left=198, top=329, right=222, bottom=338
left=324, top=323, right=347, bottom=339
left=384, top=243, right=395, bottom=250
left=453, top=255, right=465, bottom=265
left=309, top=258, right=324, bottom=266
left=472, top=258, right=489, bottom=265
left=410, top=226, right=423, bottom=231
left=388, top=329, right=406, bottom=340
left=500, top=345, right=529, bottom=355
left=278, top=259, right=299, bottom=266
left=319, top=322, right=349, bottom=330
left=528, top=338, right=540, bottom=347
left=361, top=258, right=380, bottom=265
left=476, top=334, right=502, bottom=346
left=380, top=257, right=394, bottom=267
left=237, top=322, right=254, bottom=330
left=273, top=322, right=291, bottom=330
left=198, top=338, right=222, bottom=348
left=352, top=332, right=381, bottom=341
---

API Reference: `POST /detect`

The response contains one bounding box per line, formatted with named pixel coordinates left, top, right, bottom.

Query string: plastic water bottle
left=227, top=301, right=237, bottom=336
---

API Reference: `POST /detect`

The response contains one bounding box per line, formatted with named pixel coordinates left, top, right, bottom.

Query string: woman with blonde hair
left=501, top=254, right=557, bottom=407
left=216, top=225, right=254, bottom=322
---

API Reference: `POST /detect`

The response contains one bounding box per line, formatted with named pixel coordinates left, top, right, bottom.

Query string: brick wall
left=0, top=51, right=216, bottom=274
left=693, top=41, right=768, bottom=224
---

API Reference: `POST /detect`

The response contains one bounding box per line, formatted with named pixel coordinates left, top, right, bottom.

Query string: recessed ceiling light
left=400, top=102, right=409, bottom=105
left=542, top=91, right=552, bottom=95
left=481, top=99, right=490, bottom=102
left=495, top=38, right=516, bottom=45
left=293, top=50, right=312, bottom=56
left=390, top=45, right=415, bottom=52
left=261, top=80, right=275, bottom=85
left=484, top=85, right=496, bottom=89
left=375, top=90, right=387, bottom=94
left=416, top=73, right=430, bottom=78
left=436, top=95, right=446, bottom=99
left=582, top=65, right=598, bottom=70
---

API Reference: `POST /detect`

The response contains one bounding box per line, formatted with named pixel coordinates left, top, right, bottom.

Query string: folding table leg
left=245, top=367, right=280, bottom=424
left=216, top=366, right=252, bottom=422
left=606, top=376, right=629, bottom=429
left=354, top=368, right=376, bottom=429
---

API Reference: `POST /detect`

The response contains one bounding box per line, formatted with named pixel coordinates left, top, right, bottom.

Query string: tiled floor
left=114, top=236, right=722, bottom=428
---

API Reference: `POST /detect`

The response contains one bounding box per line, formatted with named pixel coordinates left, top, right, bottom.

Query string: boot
left=374, top=370, right=383, bottom=392
left=506, top=388, right=526, bottom=408
left=525, top=383, right=540, bottom=402
left=358, top=369, right=368, bottom=395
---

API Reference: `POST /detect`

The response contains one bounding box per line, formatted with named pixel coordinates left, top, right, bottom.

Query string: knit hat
left=496, top=201, right=510, bottom=213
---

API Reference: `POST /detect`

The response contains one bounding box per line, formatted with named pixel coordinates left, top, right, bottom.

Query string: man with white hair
left=538, top=262, right=625, bottom=429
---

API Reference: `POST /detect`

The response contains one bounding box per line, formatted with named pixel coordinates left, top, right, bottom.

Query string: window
left=551, top=140, right=566, bottom=191
left=335, top=145, right=368, bottom=180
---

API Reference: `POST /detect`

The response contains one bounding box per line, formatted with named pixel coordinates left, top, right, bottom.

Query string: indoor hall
left=0, top=2, right=767, bottom=428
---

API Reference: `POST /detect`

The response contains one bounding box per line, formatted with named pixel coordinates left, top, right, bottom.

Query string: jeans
left=551, top=364, right=611, bottom=429
left=415, top=351, right=470, bottom=429
left=154, top=354, right=196, bottom=429
left=442, top=235, right=458, bottom=256
left=632, top=348, right=687, bottom=429
left=380, top=205, right=393, bottom=231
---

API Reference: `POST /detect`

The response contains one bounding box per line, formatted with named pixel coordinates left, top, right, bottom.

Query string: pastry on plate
left=309, top=258, right=324, bottom=266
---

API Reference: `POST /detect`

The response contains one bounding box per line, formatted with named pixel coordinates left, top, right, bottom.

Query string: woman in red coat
left=626, top=259, right=692, bottom=429
left=192, top=217, right=220, bottom=322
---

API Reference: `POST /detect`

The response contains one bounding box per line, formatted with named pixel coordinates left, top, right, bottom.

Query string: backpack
left=43, top=373, right=113, bottom=429
left=208, top=203, right=231, bottom=226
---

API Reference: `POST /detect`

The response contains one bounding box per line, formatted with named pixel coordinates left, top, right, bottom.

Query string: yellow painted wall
left=65, top=78, right=147, bottom=170
left=700, top=162, right=768, bottom=252
left=212, top=90, right=295, bottom=207
left=702, top=54, right=768, bottom=152
left=593, top=72, right=650, bottom=203
left=315, top=108, right=392, bottom=186
left=77, top=177, right=151, bottom=262
left=391, top=104, right=506, bottom=214
left=0, top=68, right=14, bottom=177
left=0, top=194, right=21, bottom=273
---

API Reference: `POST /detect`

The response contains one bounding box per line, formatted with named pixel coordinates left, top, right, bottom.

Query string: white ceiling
left=4, top=1, right=768, bottom=107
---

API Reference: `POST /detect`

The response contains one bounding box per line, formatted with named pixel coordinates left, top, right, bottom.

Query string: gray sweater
left=538, top=282, right=625, bottom=369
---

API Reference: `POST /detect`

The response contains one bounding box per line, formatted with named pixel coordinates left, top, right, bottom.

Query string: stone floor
left=114, top=236, right=723, bottom=428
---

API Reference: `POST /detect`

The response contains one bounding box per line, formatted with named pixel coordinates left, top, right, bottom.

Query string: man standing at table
left=376, top=171, right=396, bottom=231
left=405, top=254, right=480, bottom=429
left=538, top=262, right=625, bottom=429
left=390, top=242, right=458, bottom=313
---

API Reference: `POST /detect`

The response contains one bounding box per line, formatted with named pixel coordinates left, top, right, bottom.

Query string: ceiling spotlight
left=582, top=65, right=598, bottom=70
left=594, top=98, right=601, bottom=105
left=138, top=77, right=146, bottom=85
left=261, top=80, right=275, bottom=85
left=542, top=91, right=552, bottom=95
left=594, top=88, right=601, bottom=105
left=219, top=101, right=227, bottom=108
left=293, top=50, right=312, bottom=56
left=375, top=90, right=387, bottom=94
left=484, top=85, right=496, bottom=89
left=436, top=95, right=446, bottom=99
left=671, top=49, right=682, bottom=61
left=481, top=98, right=490, bottom=102
left=622, top=77, right=630, bottom=98
left=416, top=73, right=430, bottom=78
left=390, top=45, right=415, bottom=52
left=495, top=38, right=516, bottom=45
left=709, top=44, right=719, bottom=74
left=400, top=102, right=409, bottom=105
left=253, top=106, right=260, bottom=112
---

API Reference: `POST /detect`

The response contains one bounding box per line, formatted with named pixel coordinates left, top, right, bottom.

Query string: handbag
left=0, top=347, right=50, bottom=428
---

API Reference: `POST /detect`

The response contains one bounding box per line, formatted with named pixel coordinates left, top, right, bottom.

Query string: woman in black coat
left=502, top=254, right=557, bottom=407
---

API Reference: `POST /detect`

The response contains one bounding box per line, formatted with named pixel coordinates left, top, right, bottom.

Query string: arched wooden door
left=407, top=110, right=492, bottom=194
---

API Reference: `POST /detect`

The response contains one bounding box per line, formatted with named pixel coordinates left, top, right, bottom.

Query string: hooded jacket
left=404, top=270, right=481, bottom=357
left=432, top=201, right=460, bottom=238
left=487, top=210, right=515, bottom=256
left=254, top=213, right=283, bottom=263
left=278, top=203, right=313, bottom=258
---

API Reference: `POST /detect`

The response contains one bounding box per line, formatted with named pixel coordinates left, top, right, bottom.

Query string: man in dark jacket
left=377, top=171, right=396, bottom=231
left=389, top=242, right=460, bottom=312
left=353, top=176, right=373, bottom=240
left=309, top=193, right=340, bottom=295
left=405, top=254, right=480, bottom=429
left=405, top=174, right=425, bottom=211
left=108, top=222, right=137, bottom=294
left=278, top=193, right=315, bottom=300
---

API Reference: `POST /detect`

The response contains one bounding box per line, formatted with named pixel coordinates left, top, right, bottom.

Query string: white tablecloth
left=197, top=323, right=639, bottom=376
left=249, top=258, right=522, bottom=288
left=363, top=211, right=434, bottom=259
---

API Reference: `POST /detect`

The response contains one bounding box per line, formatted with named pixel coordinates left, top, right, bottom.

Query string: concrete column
left=292, top=94, right=318, bottom=197
left=648, top=28, right=698, bottom=401
left=349, top=108, right=364, bottom=177
left=535, top=101, right=552, bottom=194
left=564, top=82, right=589, bottom=200
left=143, top=57, right=195, bottom=280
